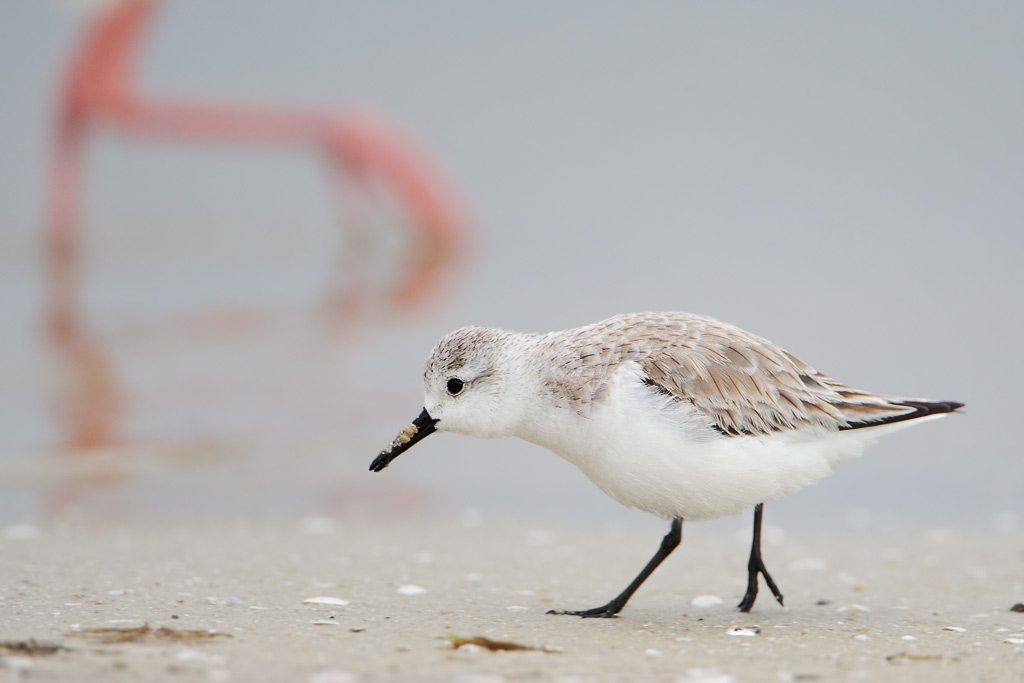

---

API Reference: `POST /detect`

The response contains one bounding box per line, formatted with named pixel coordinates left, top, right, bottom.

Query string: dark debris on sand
left=0, top=640, right=70, bottom=657
left=66, top=624, right=230, bottom=645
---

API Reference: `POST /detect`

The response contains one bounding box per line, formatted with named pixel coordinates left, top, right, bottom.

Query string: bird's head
left=369, top=326, right=526, bottom=472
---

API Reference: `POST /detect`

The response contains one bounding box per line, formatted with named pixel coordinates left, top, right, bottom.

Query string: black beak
left=369, top=408, right=439, bottom=472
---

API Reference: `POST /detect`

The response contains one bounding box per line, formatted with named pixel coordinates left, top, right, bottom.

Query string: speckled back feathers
left=433, top=312, right=954, bottom=437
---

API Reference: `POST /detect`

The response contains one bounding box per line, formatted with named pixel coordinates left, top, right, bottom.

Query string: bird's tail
left=837, top=399, right=964, bottom=431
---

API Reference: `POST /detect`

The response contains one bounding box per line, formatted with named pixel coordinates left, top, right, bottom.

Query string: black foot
left=546, top=604, right=621, bottom=619
left=737, top=503, right=784, bottom=613
left=737, top=588, right=757, bottom=613
left=545, top=517, right=683, bottom=620
left=737, top=560, right=784, bottom=612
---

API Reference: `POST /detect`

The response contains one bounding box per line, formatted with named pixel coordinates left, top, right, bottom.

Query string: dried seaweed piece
left=885, top=652, right=949, bottom=662
left=447, top=634, right=557, bottom=653
left=67, top=624, right=230, bottom=644
left=0, top=640, right=69, bottom=657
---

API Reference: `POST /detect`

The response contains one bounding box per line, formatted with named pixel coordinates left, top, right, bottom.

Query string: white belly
left=519, top=377, right=913, bottom=521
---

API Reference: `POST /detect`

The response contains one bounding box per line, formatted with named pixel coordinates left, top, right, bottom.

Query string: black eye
left=446, top=377, right=464, bottom=395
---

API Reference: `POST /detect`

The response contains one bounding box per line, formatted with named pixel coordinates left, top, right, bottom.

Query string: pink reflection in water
left=46, top=0, right=470, bottom=338
left=37, top=0, right=468, bottom=521
left=44, top=309, right=129, bottom=519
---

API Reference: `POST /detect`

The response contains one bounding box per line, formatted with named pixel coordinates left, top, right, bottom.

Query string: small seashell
left=726, top=626, right=760, bottom=637
left=397, top=585, right=427, bottom=596
left=303, top=597, right=349, bottom=606
left=853, top=634, right=870, bottom=641
left=943, top=626, right=966, bottom=632
left=901, top=635, right=917, bottom=641
left=506, top=605, right=528, bottom=612
left=311, top=620, right=340, bottom=626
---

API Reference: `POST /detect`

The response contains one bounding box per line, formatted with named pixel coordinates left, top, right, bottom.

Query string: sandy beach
left=4, top=4, right=1024, bottom=681
left=2, top=510, right=1022, bottom=682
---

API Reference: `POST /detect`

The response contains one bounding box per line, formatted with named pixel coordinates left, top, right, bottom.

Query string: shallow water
left=1, top=3, right=1021, bottom=532
left=0, top=216, right=1013, bottom=534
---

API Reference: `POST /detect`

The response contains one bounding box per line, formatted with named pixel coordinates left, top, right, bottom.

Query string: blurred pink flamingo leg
left=47, top=0, right=469, bottom=336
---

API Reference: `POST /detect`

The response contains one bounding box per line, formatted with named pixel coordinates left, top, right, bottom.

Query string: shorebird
left=371, top=312, right=962, bottom=617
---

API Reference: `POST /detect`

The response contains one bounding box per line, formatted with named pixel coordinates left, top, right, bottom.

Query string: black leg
left=548, top=517, right=682, bottom=618
left=737, top=503, right=784, bottom=612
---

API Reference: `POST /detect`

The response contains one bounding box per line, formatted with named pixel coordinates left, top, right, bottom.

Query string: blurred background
left=0, top=1, right=1020, bottom=536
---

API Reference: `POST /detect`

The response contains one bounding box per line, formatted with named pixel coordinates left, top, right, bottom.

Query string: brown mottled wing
left=627, top=314, right=923, bottom=436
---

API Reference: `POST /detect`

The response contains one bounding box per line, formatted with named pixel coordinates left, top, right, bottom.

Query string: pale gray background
left=0, top=2, right=1020, bottom=532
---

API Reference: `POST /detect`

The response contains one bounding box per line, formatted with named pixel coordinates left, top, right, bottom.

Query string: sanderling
left=370, top=312, right=963, bottom=618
